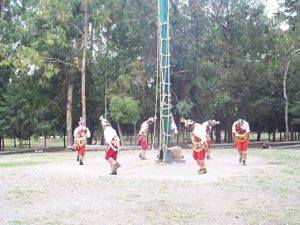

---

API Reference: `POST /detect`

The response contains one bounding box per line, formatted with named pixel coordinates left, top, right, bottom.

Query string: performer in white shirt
left=73, top=117, right=91, bottom=165
left=232, top=118, right=250, bottom=166
left=201, top=120, right=220, bottom=159
left=137, top=117, right=155, bottom=160
left=100, top=116, right=121, bottom=175
left=183, top=118, right=208, bottom=174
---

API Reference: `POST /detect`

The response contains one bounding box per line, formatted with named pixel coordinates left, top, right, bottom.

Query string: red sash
left=235, top=124, right=246, bottom=134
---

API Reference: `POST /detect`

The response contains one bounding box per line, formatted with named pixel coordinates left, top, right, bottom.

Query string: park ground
left=0, top=148, right=299, bottom=225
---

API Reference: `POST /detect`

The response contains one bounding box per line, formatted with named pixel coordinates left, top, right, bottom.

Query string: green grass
left=1, top=136, right=65, bottom=149
left=212, top=148, right=300, bottom=200
left=8, top=221, right=31, bottom=225
left=207, top=148, right=300, bottom=225
left=0, top=152, right=77, bottom=168
left=0, top=161, right=51, bottom=168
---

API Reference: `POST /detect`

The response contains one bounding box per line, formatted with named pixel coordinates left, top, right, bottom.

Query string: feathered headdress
left=99, top=115, right=111, bottom=127
left=79, top=117, right=85, bottom=126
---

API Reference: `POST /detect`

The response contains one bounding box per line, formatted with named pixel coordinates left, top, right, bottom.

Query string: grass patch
left=212, top=149, right=300, bottom=198
left=0, top=152, right=77, bottom=168
left=8, top=221, right=31, bottom=225
left=0, top=161, right=51, bottom=168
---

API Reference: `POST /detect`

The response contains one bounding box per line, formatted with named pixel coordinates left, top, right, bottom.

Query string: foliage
left=176, top=100, right=193, bottom=118
left=109, top=95, right=140, bottom=125
left=0, top=75, right=55, bottom=142
left=0, top=0, right=300, bottom=146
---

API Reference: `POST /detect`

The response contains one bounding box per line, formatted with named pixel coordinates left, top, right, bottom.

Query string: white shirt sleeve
left=170, top=116, right=178, bottom=134
left=104, top=127, right=119, bottom=144
left=139, top=121, right=149, bottom=135
left=193, top=123, right=207, bottom=144
left=86, top=128, right=91, bottom=138
left=243, top=121, right=250, bottom=133
left=232, top=121, right=237, bottom=133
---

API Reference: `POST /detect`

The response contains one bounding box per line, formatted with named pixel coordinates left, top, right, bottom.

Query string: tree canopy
left=0, top=0, right=300, bottom=147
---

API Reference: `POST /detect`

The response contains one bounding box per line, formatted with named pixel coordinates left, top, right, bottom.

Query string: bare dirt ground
left=0, top=148, right=299, bottom=225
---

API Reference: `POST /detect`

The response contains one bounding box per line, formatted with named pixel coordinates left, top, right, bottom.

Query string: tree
left=0, top=75, right=38, bottom=147
left=291, top=91, right=300, bottom=123
left=275, top=0, right=300, bottom=140
left=109, top=96, right=140, bottom=144
left=30, top=0, right=88, bottom=147
left=282, top=48, right=300, bottom=141
left=0, top=0, right=4, bottom=19
left=80, top=0, right=88, bottom=122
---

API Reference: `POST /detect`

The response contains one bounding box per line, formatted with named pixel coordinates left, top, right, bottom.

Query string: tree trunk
left=104, top=66, right=108, bottom=118
left=215, top=126, right=221, bottom=143
left=133, top=124, right=137, bottom=145
left=0, top=0, right=5, bottom=19
left=63, top=129, right=66, bottom=147
left=81, top=0, right=88, bottom=122
left=283, top=48, right=300, bottom=142
left=280, top=132, right=282, bottom=141
left=104, top=33, right=110, bottom=118
left=44, top=133, right=47, bottom=147
left=117, top=122, right=123, bottom=146
left=257, top=130, right=261, bottom=141
left=66, top=79, right=73, bottom=147
left=283, top=57, right=290, bottom=142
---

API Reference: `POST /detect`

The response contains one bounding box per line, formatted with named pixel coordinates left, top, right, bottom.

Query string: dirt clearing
left=0, top=148, right=299, bottom=225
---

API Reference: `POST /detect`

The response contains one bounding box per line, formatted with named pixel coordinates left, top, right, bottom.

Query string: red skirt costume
left=235, top=124, right=249, bottom=151
left=137, top=135, right=148, bottom=150
left=74, top=129, right=87, bottom=157
left=105, top=139, right=119, bottom=161
left=192, top=135, right=206, bottom=160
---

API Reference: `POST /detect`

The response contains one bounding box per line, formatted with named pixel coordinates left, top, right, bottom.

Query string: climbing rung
left=162, top=133, right=173, bottom=137
left=160, top=37, right=170, bottom=41
left=160, top=53, right=170, bottom=57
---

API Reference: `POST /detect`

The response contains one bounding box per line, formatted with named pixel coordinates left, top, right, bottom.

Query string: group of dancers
left=73, top=116, right=250, bottom=175
left=73, top=116, right=121, bottom=175
left=181, top=118, right=250, bottom=174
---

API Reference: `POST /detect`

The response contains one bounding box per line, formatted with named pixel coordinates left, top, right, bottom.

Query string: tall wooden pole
left=159, top=0, right=172, bottom=162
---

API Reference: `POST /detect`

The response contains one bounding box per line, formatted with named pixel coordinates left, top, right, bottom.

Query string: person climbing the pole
left=100, top=116, right=121, bottom=175
left=137, top=117, right=156, bottom=160
left=73, top=117, right=91, bottom=165
left=182, top=118, right=208, bottom=174
left=201, top=119, right=220, bottom=160
left=232, top=118, right=250, bottom=166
